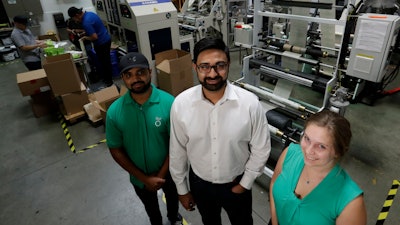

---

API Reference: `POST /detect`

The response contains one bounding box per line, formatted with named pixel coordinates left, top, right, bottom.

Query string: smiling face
left=300, top=123, right=338, bottom=169
left=193, top=49, right=229, bottom=92
left=121, top=67, right=152, bottom=94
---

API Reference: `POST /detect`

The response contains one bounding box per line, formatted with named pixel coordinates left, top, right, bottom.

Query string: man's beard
left=129, top=81, right=151, bottom=94
left=200, top=76, right=227, bottom=91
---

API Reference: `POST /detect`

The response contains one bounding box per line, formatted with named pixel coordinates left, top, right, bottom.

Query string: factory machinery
left=94, top=0, right=400, bottom=177
left=177, top=0, right=253, bottom=47
left=232, top=0, right=400, bottom=177
left=177, top=0, right=229, bottom=44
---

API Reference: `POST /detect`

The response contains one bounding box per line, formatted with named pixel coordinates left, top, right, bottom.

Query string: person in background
left=65, top=18, right=89, bottom=51
left=106, top=52, right=182, bottom=225
left=269, top=110, right=367, bottom=225
left=68, top=6, right=113, bottom=87
left=169, top=37, right=271, bottom=225
left=11, top=15, right=46, bottom=71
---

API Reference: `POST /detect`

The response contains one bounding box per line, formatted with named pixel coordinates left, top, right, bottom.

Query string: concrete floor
left=1, top=50, right=400, bottom=225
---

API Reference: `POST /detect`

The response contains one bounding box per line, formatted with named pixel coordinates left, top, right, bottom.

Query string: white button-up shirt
left=169, top=82, right=271, bottom=195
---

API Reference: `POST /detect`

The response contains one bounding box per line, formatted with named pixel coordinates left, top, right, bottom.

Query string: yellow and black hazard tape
left=58, top=113, right=76, bottom=153
left=76, top=139, right=107, bottom=153
left=376, top=180, right=400, bottom=225
left=58, top=113, right=107, bottom=153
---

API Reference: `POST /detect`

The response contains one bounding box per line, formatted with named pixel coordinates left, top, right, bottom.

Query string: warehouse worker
left=169, top=37, right=271, bottom=225
left=11, top=15, right=47, bottom=71
left=68, top=7, right=113, bottom=87
left=106, top=52, right=182, bottom=225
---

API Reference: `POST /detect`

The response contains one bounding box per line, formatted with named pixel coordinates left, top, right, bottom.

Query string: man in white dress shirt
left=169, top=37, right=271, bottom=225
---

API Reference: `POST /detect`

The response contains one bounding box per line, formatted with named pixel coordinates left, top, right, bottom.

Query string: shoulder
left=284, top=143, right=302, bottom=161
left=173, top=85, right=200, bottom=105
left=230, top=83, right=259, bottom=101
left=108, top=93, right=126, bottom=113
left=334, top=168, right=364, bottom=213
left=154, top=88, right=174, bottom=105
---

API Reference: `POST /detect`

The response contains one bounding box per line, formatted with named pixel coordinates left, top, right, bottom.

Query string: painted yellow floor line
left=162, top=193, right=189, bottom=225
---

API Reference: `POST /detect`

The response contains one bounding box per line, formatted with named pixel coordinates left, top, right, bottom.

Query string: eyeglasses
left=196, top=62, right=229, bottom=74
left=122, top=68, right=149, bottom=79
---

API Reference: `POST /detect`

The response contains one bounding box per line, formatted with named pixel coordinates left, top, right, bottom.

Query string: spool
left=266, top=110, right=293, bottom=131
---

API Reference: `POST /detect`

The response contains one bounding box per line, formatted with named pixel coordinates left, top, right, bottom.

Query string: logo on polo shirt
left=155, top=117, right=162, bottom=127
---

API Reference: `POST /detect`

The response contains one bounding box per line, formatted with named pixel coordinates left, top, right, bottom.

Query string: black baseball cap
left=68, top=7, right=83, bottom=18
left=119, top=52, right=150, bottom=74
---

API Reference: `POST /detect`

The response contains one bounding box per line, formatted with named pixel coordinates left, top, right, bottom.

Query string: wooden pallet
left=63, top=111, right=86, bottom=124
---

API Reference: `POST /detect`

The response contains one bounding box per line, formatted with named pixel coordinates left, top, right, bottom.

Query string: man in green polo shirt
left=106, top=52, right=182, bottom=225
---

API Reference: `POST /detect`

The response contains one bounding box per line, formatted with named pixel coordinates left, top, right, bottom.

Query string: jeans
left=189, top=169, right=253, bottom=225
left=133, top=172, right=180, bottom=225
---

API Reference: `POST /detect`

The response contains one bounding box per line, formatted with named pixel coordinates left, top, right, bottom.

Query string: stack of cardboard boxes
left=16, top=48, right=194, bottom=122
left=16, top=53, right=121, bottom=122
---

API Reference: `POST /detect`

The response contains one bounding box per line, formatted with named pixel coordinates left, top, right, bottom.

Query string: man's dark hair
left=13, top=15, right=28, bottom=25
left=193, top=38, right=230, bottom=64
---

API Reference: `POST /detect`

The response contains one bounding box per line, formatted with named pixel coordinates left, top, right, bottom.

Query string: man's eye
left=200, top=65, right=210, bottom=70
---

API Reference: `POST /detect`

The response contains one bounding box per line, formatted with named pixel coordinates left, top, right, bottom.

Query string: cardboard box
left=16, top=69, right=51, bottom=96
left=42, top=53, right=82, bottom=96
left=155, top=49, right=193, bottom=96
left=29, top=90, right=57, bottom=118
left=88, top=85, right=120, bottom=122
left=60, top=82, right=89, bottom=115
left=83, top=102, right=102, bottom=123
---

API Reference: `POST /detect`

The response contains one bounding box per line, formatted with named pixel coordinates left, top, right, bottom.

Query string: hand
left=231, top=184, right=247, bottom=194
left=37, top=42, right=47, bottom=49
left=143, top=176, right=165, bottom=192
left=179, top=193, right=196, bottom=211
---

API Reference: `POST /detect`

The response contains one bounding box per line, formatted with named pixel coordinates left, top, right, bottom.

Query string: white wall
left=38, top=0, right=95, bottom=35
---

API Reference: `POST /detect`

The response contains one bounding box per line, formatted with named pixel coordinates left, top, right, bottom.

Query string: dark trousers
left=93, top=40, right=113, bottom=85
left=189, top=169, right=253, bottom=225
left=133, top=172, right=179, bottom=225
left=25, top=61, right=42, bottom=71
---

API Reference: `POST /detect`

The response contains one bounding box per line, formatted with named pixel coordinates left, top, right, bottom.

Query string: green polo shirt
left=106, top=84, right=174, bottom=188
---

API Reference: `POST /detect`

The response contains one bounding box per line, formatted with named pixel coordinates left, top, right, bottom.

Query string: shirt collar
left=194, top=81, right=239, bottom=105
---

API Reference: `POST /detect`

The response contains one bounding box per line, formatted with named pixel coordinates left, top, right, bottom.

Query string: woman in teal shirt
left=270, top=110, right=367, bottom=225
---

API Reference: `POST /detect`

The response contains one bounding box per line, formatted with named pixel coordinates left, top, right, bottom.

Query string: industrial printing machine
left=233, top=0, right=400, bottom=176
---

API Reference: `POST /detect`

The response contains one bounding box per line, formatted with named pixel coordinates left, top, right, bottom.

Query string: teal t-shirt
left=106, top=84, right=174, bottom=188
left=272, top=143, right=363, bottom=225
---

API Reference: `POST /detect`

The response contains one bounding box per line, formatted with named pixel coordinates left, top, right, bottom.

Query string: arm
left=336, top=195, right=367, bottom=225
left=239, top=101, right=271, bottom=191
left=109, top=147, right=165, bottom=191
left=20, top=41, right=46, bottom=52
left=81, top=33, right=98, bottom=42
left=156, top=155, right=170, bottom=179
left=269, top=147, right=288, bottom=225
left=169, top=103, right=195, bottom=210
left=169, top=103, right=190, bottom=195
